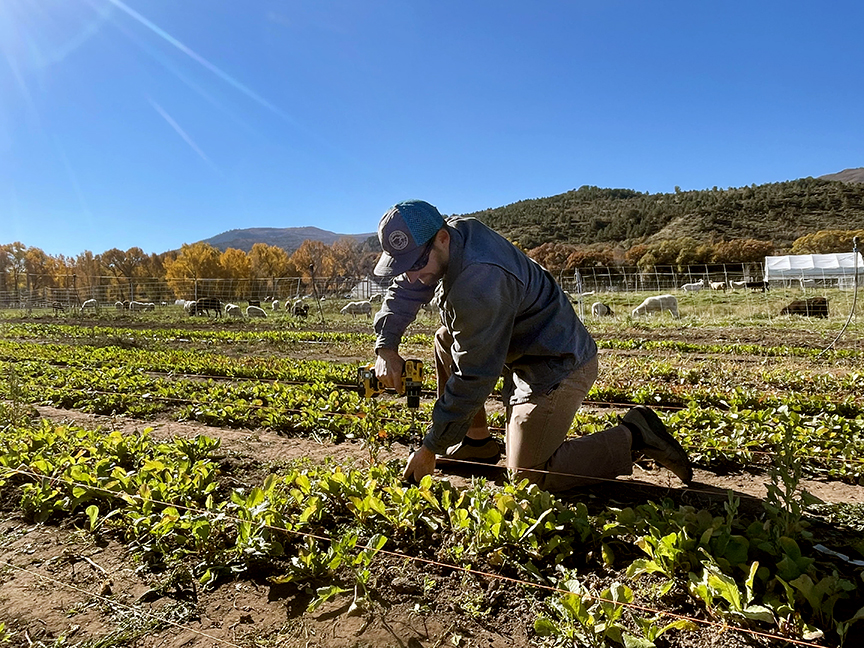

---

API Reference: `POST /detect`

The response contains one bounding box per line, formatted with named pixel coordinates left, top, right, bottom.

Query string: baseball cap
left=374, top=200, right=445, bottom=276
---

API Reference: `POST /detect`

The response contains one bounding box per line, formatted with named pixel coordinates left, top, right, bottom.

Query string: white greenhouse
left=764, top=253, right=864, bottom=289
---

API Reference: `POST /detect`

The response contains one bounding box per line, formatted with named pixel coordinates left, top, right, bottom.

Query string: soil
left=1, top=319, right=863, bottom=647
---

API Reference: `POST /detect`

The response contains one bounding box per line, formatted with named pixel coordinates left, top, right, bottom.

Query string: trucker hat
left=374, top=200, right=445, bottom=276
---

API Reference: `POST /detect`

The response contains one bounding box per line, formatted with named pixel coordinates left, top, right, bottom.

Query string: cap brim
left=374, top=248, right=425, bottom=277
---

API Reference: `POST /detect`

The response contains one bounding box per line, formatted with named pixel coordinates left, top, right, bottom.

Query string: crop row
left=0, top=411, right=860, bottom=645
left=4, top=321, right=864, bottom=361
left=2, top=354, right=864, bottom=481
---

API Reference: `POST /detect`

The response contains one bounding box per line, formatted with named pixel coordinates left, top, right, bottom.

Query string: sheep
left=81, top=299, right=98, bottom=311
left=799, top=278, right=817, bottom=289
left=745, top=281, right=769, bottom=292
left=680, top=279, right=704, bottom=292
left=186, top=297, right=222, bottom=317
left=291, top=300, right=309, bottom=318
left=272, top=299, right=280, bottom=311
left=591, top=302, right=614, bottom=317
left=369, top=293, right=385, bottom=303
left=709, top=281, right=727, bottom=291
left=341, top=301, right=372, bottom=318
left=115, top=301, right=126, bottom=311
left=632, top=294, right=679, bottom=318
left=246, top=305, right=267, bottom=318
left=225, top=303, right=243, bottom=318
left=729, top=280, right=748, bottom=290
left=780, top=297, right=828, bottom=318
left=184, top=300, right=197, bottom=315
left=129, top=301, right=155, bottom=312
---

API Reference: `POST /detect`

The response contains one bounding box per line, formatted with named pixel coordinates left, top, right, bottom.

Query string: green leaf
left=533, top=617, right=557, bottom=636
left=85, top=504, right=99, bottom=531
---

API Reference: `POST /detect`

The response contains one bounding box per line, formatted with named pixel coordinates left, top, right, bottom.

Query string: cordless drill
left=357, top=359, right=424, bottom=409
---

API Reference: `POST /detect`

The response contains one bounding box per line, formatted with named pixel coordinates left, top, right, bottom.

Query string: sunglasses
left=407, top=237, right=436, bottom=272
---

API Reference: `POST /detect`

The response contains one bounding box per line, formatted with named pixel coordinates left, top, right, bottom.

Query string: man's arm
left=373, top=275, right=435, bottom=351
left=422, top=265, right=521, bottom=455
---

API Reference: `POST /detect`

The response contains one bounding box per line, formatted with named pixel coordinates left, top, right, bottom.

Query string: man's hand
left=374, top=348, right=404, bottom=390
left=402, top=445, right=436, bottom=484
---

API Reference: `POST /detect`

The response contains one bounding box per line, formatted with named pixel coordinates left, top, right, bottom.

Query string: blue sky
left=1, top=1, right=862, bottom=257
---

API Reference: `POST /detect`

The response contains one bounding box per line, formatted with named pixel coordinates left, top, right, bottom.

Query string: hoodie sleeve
left=373, top=275, right=436, bottom=351
left=423, top=264, right=521, bottom=454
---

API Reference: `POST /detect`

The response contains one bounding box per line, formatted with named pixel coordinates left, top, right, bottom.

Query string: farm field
left=0, top=288, right=863, bottom=648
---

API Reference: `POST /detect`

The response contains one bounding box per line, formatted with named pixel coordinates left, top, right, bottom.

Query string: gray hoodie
left=374, top=216, right=597, bottom=454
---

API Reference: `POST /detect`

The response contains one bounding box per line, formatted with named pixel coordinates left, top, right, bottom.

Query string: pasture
left=0, top=286, right=862, bottom=648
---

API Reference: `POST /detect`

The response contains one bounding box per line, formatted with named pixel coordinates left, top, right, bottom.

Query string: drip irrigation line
left=1, top=559, right=244, bottom=648
left=0, top=465, right=831, bottom=648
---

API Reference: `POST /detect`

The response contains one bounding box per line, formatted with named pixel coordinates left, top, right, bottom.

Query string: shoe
left=622, top=406, right=692, bottom=484
left=441, top=437, right=501, bottom=464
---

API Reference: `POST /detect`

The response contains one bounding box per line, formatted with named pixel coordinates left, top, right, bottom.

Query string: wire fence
left=1, top=261, right=861, bottom=310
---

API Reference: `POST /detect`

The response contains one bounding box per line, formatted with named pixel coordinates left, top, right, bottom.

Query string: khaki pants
left=435, top=327, right=632, bottom=492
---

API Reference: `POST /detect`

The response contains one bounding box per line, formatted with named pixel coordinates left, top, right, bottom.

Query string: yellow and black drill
left=357, top=358, right=424, bottom=409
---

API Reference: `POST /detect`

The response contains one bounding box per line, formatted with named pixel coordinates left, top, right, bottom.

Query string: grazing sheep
left=746, top=281, right=769, bottom=292
left=591, top=302, right=614, bottom=317
left=184, top=300, right=197, bottom=315
left=187, top=297, right=222, bottom=317
left=175, top=299, right=188, bottom=307
left=81, top=299, right=98, bottom=311
left=680, top=279, right=704, bottom=292
left=129, top=301, right=155, bottom=312
left=799, top=278, right=817, bottom=289
left=246, top=305, right=267, bottom=318
left=291, top=300, right=309, bottom=318
left=340, top=300, right=372, bottom=318
left=780, top=297, right=828, bottom=318
left=632, top=294, right=679, bottom=318
left=272, top=299, right=280, bottom=311
left=115, top=301, right=126, bottom=311
left=225, top=303, right=243, bottom=319
left=729, top=280, right=748, bottom=290
left=709, top=281, right=727, bottom=291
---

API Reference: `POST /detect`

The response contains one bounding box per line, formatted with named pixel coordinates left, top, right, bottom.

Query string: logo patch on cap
left=388, top=230, right=409, bottom=251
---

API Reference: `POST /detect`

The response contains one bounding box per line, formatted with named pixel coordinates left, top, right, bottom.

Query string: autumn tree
left=164, top=242, right=222, bottom=299
left=220, top=248, right=253, bottom=299
left=792, top=229, right=864, bottom=254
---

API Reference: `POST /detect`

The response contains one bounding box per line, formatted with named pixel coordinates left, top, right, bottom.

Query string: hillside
left=461, top=176, right=864, bottom=249
left=200, top=226, right=374, bottom=253
left=819, top=167, right=864, bottom=184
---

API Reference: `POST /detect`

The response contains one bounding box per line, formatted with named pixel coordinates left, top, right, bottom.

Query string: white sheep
left=800, top=278, right=817, bottom=289
left=340, top=301, right=372, bottom=318
left=81, top=299, right=98, bottom=311
left=115, top=301, right=126, bottom=311
left=272, top=299, right=280, bottom=311
left=709, top=281, right=726, bottom=291
left=680, top=279, right=704, bottom=292
left=632, top=294, right=679, bottom=318
left=246, top=305, right=267, bottom=318
left=225, top=303, right=243, bottom=318
left=729, top=280, right=747, bottom=290
left=591, top=302, right=614, bottom=317
left=129, top=301, right=151, bottom=312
